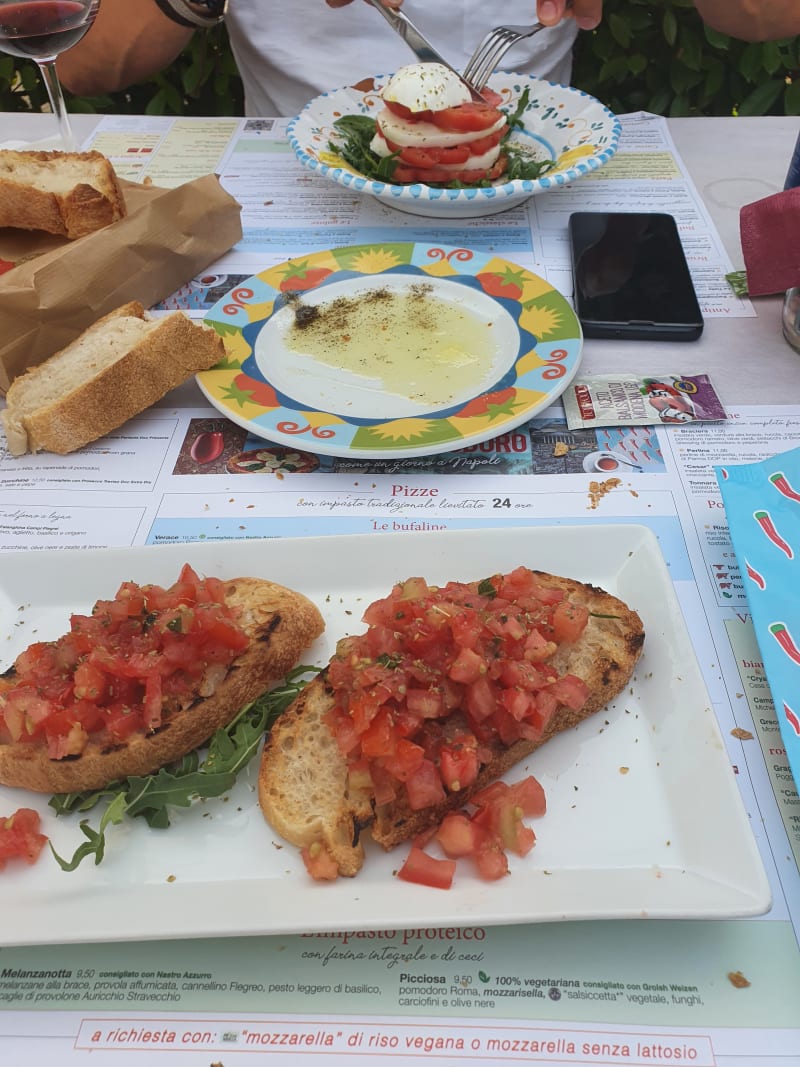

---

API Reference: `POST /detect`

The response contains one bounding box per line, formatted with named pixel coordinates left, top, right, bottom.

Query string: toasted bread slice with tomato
left=259, top=571, right=644, bottom=878
left=0, top=577, right=324, bottom=794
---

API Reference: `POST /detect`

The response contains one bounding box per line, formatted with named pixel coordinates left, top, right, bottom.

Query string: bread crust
left=0, top=149, right=126, bottom=239
left=259, top=572, right=645, bottom=876
left=2, top=302, right=225, bottom=456
left=0, top=577, right=325, bottom=794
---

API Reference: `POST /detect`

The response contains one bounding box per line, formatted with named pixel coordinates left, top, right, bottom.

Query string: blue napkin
left=716, top=449, right=800, bottom=790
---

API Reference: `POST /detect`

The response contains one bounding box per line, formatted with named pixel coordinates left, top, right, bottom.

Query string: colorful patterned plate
left=288, top=73, right=620, bottom=218
left=198, top=242, right=582, bottom=460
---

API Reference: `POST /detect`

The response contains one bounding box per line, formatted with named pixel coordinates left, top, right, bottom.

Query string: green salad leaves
left=330, top=87, right=554, bottom=187
left=48, top=665, right=318, bottom=871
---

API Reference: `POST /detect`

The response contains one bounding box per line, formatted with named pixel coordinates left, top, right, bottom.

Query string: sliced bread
left=0, top=149, right=127, bottom=239
left=1, top=300, right=225, bottom=455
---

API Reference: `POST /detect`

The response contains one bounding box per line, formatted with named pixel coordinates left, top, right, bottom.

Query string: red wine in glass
left=0, top=0, right=100, bottom=150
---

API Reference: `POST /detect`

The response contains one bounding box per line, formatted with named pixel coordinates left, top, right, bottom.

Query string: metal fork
left=462, top=23, right=547, bottom=92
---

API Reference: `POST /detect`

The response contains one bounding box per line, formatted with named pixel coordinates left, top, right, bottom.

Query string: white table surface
left=3, top=111, right=799, bottom=406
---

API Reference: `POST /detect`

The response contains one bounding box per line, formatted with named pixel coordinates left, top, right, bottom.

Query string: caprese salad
left=331, top=62, right=553, bottom=187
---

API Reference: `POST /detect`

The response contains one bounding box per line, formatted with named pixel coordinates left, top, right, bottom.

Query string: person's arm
left=693, top=0, right=800, bottom=41
left=59, top=0, right=403, bottom=96
left=57, top=0, right=194, bottom=97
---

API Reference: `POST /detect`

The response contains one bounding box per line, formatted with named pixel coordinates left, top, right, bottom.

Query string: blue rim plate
left=198, top=241, right=582, bottom=459
left=287, top=72, right=621, bottom=218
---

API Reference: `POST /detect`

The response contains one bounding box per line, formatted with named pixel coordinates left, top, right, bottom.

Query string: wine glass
left=0, top=0, right=100, bottom=152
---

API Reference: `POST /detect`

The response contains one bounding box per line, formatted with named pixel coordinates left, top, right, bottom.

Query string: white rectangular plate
left=0, top=526, right=770, bottom=946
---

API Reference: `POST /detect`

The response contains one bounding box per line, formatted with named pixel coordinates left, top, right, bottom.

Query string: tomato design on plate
left=455, top=387, right=518, bottom=420
left=475, top=268, right=527, bottom=301
left=279, top=263, right=333, bottom=291
left=227, top=373, right=280, bottom=410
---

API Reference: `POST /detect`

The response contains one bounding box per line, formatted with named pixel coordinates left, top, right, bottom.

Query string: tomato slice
left=383, top=99, right=433, bottom=122
left=430, top=101, right=505, bottom=132
left=397, top=846, right=456, bottom=889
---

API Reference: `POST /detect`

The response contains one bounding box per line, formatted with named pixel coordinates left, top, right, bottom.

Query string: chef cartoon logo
left=640, top=378, right=697, bottom=424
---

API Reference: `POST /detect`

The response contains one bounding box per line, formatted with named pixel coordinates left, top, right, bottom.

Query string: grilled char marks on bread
left=0, top=577, right=325, bottom=794
left=1, top=301, right=225, bottom=457
left=0, top=149, right=126, bottom=239
left=258, top=572, right=645, bottom=877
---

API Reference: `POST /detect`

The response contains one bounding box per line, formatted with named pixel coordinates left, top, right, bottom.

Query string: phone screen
left=569, top=212, right=704, bottom=341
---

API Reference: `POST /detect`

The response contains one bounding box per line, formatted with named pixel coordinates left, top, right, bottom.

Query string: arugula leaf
left=504, top=86, right=532, bottom=133
left=48, top=665, right=318, bottom=870
left=330, top=115, right=399, bottom=181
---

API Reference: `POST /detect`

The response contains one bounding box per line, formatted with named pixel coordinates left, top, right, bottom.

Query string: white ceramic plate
left=288, top=72, right=621, bottom=218
left=0, top=526, right=770, bottom=946
left=199, top=242, right=582, bottom=459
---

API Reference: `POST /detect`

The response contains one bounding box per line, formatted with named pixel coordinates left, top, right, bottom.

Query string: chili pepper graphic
left=718, top=467, right=729, bottom=480
left=753, top=510, right=794, bottom=559
left=784, top=703, right=800, bottom=737
left=769, top=621, right=800, bottom=665
left=745, top=560, right=766, bottom=590
left=769, top=470, right=800, bottom=502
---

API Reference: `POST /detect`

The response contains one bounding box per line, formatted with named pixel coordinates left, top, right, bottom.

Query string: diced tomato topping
left=404, top=758, right=447, bottom=810
left=397, top=846, right=456, bottom=890
left=301, top=841, right=339, bottom=881
left=550, top=600, right=590, bottom=644
left=0, top=808, right=48, bottom=871
left=0, top=566, right=248, bottom=759
left=409, top=773, right=545, bottom=888
left=439, top=736, right=479, bottom=792
left=324, top=568, right=589, bottom=820
left=436, top=812, right=485, bottom=857
left=474, top=840, right=510, bottom=880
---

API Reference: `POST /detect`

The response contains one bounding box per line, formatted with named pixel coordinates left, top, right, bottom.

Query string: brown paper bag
left=0, top=173, right=242, bottom=394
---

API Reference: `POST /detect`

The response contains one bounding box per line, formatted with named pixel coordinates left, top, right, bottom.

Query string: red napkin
left=740, top=186, right=800, bottom=296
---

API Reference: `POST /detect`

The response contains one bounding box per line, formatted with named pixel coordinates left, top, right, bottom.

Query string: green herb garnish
left=477, top=578, right=498, bottom=599
left=48, top=665, right=318, bottom=871
left=376, top=652, right=402, bottom=669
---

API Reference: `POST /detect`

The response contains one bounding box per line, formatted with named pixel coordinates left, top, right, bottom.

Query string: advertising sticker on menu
left=562, top=373, right=727, bottom=430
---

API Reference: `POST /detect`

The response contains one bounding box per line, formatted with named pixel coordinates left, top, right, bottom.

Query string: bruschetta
left=259, top=566, right=645, bottom=877
left=0, top=564, right=324, bottom=794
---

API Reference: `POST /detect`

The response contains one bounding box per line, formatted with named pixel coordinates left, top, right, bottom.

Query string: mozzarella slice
left=376, top=107, right=507, bottom=148
left=382, top=62, right=472, bottom=113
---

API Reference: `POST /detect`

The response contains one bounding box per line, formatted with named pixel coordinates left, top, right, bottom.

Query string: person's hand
left=537, top=0, right=602, bottom=31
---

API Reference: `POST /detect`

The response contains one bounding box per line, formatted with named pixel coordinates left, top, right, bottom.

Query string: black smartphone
left=568, top=211, right=704, bottom=341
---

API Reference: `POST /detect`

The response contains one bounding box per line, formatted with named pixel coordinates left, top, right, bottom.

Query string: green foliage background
left=1, top=1, right=798, bottom=119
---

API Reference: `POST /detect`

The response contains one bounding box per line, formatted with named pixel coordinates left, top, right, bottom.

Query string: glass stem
left=36, top=58, right=77, bottom=151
